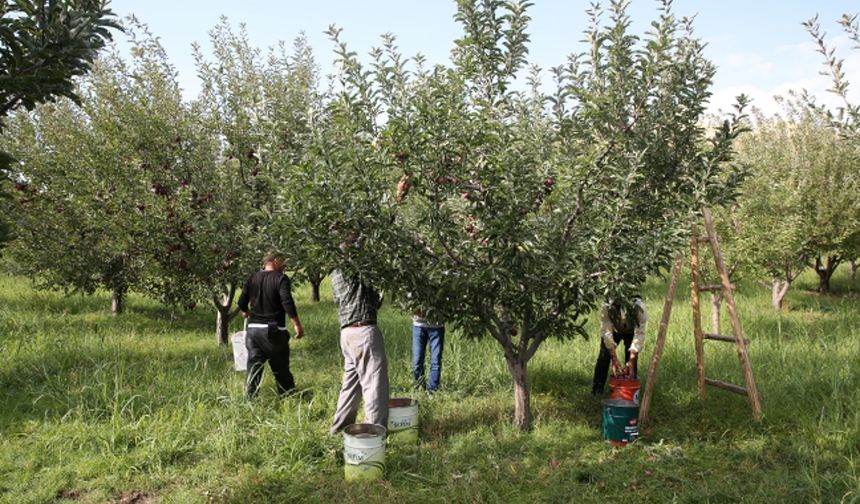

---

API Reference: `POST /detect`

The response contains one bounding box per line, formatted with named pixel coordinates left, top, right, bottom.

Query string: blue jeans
left=412, top=325, right=444, bottom=391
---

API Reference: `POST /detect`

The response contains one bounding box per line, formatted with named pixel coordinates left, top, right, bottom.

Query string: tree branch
left=480, top=302, right=517, bottom=361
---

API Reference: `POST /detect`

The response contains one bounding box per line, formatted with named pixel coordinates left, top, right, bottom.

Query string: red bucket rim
left=609, top=376, right=640, bottom=384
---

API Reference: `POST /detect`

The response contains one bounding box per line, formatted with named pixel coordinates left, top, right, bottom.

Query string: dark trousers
left=246, top=325, right=294, bottom=399
left=592, top=332, right=637, bottom=393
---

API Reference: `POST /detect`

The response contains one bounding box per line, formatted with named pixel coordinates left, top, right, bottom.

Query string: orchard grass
left=0, top=270, right=858, bottom=503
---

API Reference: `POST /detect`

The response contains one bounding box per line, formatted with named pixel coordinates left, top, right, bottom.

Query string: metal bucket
left=602, top=399, right=639, bottom=446
left=343, top=423, right=386, bottom=481
left=387, top=398, right=419, bottom=445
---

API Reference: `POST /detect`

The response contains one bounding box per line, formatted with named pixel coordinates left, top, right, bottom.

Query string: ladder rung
left=704, top=333, right=750, bottom=345
left=696, top=235, right=710, bottom=243
left=699, top=284, right=724, bottom=292
left=704, top=378, right=748, bottom=396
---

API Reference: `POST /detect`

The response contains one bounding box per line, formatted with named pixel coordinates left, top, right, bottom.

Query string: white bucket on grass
left=231, top=322, right=247, bottom=371
left=387, top=398, right=419, bottom=445
left=343, top=423, right=386, bottom=481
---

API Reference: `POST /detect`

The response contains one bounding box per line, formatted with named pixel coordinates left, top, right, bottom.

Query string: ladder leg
left=702, top=207, right=762, bottom=420
left=639, top=254, right=684, bottom=427
left=690, top=226, right=706, bottom=400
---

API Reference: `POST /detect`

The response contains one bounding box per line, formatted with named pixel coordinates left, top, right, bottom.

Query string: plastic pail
left=609, top=376, right=640, bottom=404
left=230, top=331, right=247, bottom=371
left=343, top=423, right=386, bottom=481
left=387, top=398, right=419, bottom=445
left=602, top=399, right=639, bottom=446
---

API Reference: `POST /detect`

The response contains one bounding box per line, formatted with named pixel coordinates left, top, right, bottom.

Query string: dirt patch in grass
left=107, top=491, right=156, bottom=504
left=55, top=489, right=83, bottom=500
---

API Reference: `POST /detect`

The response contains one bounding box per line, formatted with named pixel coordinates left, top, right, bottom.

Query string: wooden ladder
left=639, top=207, right=762, bottom=425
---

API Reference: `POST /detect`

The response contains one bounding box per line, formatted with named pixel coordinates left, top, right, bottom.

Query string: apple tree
left=803, top=13, right=860, bottom=291
left=288, top=0, right=748, bottom=430
left=729, top=107, right=817, bottom=309
left=189, top=21, right=324, bottom=342
left=0, top=0, right=120, bottom=249
left=0, top=21, right=188, bottom=313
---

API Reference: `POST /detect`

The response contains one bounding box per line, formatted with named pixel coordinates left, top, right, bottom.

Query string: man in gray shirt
left=329, top=269, right=389, bottom=433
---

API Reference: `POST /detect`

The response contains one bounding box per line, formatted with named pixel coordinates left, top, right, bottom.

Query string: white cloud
left=708, top=76, right=860, bottom=117
left=718, top=52, right=776, bottom=76
left=708, top=32, right=860, bottom=117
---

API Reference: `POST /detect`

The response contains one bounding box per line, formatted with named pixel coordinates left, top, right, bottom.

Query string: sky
left=106, top=1, right=860, bottom=116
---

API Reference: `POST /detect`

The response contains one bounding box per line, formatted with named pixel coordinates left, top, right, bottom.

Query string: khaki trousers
left=330, top=324, right=389, bottom=433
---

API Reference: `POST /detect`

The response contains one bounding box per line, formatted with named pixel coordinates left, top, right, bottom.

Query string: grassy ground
left=0, top=269, right=858, bottom=503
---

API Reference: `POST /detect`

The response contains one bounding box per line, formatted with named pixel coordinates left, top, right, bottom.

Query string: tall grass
left=0, top=269, right=857, bottom=503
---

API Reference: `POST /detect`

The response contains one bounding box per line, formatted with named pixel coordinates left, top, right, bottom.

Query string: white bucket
left=387, top=398, right=419, bottom=445
left=343, top=423, right=386, bottom=482
left=231, top=323, right=247, bottom=371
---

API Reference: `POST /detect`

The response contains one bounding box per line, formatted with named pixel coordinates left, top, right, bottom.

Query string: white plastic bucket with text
left=387, top=398, right=419, bottom=445
left=343, top=423, right=386, bottom=481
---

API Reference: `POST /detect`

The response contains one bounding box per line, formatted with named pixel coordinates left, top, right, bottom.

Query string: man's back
left=238, top=270, right=297, bottom=327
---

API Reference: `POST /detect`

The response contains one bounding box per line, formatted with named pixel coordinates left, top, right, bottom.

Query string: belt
left=344, top=319, right=376, bottom=328
left=248, top=323, right=287, bottom=331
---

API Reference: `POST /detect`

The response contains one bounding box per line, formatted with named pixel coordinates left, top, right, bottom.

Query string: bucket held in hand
left=231, top=322, right=248, bottom=372
left=609, top=376, right=640, bottom=404
left=343, top=423, right=386, bottom=482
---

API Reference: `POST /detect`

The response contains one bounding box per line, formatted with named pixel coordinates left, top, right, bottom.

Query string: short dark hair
left=262, top=252, right=284, bottom=265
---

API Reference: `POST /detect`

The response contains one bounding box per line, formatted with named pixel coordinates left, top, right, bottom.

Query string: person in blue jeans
left=412, top=312, right=445, bottom=392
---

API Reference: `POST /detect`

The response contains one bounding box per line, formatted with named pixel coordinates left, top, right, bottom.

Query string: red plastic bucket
left=609, top=377, right=640, bottom=404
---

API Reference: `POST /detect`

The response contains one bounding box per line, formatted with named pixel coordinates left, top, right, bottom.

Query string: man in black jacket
left=238, top=253, right=305, bottom=399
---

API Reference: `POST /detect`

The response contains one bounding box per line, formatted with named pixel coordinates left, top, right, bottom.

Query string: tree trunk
left=771, top=278, right=790, bottom=310
left=111, top=287, right=126, bottom=315
left=850, top=260, right=858, bottom=288
left=507, top=357, right=531, bottom=431
left=710, top=292, right=722, bottom=335
left=309, top=271, right=322, bottom=302
left=215, top=307, right=231, bottom=346
left=213, top=283, right=238, bottom=346
left=814, top=256, right=840, bottom=294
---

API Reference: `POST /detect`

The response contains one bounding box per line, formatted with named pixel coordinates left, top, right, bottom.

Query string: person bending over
left=591, top=296, right=647, bottom=396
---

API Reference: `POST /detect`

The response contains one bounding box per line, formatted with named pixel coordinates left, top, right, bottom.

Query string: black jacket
left=237, top=270, right=298, bottom=327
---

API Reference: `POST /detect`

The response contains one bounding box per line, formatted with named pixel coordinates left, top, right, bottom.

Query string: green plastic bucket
left=387, top=398, right=419, bottom=445
left=602, top=399, right=639, bottom=446
left=343, top=423, right=386, bottom=481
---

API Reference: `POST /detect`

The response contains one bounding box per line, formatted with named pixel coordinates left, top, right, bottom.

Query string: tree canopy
left=0, top=0, right=120, bottom=248
left=285, top=0, right=748, bottom=430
